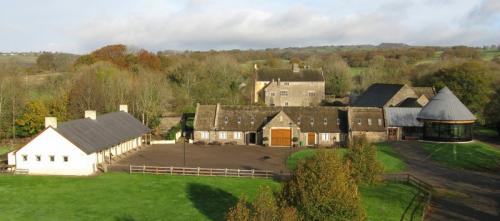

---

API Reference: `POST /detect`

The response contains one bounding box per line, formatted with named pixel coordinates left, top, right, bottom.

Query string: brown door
left=308, top=133, right=315, bottom=145
left=388, top=128, right=398, bottom=141
left=271, top=129, right=291, bottom=146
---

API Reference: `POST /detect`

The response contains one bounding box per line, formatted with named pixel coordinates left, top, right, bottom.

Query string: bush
left=345, top=136, right=383, bottom=185
left=282, top=150, right=365, bottom=221
left=193, top=141, right=206, bottom=145
left=225, top=141, right=237, bottom=145
left=208, top=141, right=222, bottom=145
left=226, top=186, right=300, bottom=221
left=165, top=124, right=181, bottom=140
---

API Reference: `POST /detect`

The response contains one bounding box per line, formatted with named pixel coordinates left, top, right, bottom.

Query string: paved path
left=391, top=141, right=500, bottom=221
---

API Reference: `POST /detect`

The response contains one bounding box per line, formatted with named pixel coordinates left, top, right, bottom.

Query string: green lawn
left=481, top=49, right=500, bottom=61
left=474, top=127, right=499, bottom=138
left=286, top=143, right=406, bottom=172
left=0, top=173, right=420, bottom=221
left=350, top=67, right=366, bottom=76
left=0, top=173, right=278, bottom=221
left=421, top=142, right=500, bottom=171
left=360, top=182, right=423, bottom=221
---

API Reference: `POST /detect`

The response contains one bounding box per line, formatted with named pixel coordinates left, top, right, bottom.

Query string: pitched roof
left=353, top=83, right=405, bottom=107
left=256, top=68, right=324, bottom=82
left=349, top=107, right=386, bottom=132
left=385, top=107, right=423, bottom=127
left=412, top=87, right=436, bottom=99
left=195, top=105, right=347, bottom=133
left=417, top=87, right=476, bottom=121
left=56, top=112, right=150, bottom=154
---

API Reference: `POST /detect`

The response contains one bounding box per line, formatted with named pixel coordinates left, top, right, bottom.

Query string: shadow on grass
left=187, top=183, right=238, bottom=221
left=115, top=214, right=137, bottom=221
left=377, top=143, right=403, bottom=159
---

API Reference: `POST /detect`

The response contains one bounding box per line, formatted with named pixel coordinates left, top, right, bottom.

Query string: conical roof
left=417, top=87, right=476, bottom=121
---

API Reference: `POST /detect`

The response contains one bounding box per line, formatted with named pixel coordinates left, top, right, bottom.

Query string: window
left=251, top=116, right=255, bottom=125
left=321, top=133, right=330, bottom=141
left=283, top=82, right=289, bottom=86
left=357, top=119, right=362, bottom=125
left=378, top=118, right=383, bottom=126
left=22, top=155, right=28, bottom=161
left=234, top=132, right=241, bottom=139
left=200, top=131, right=209, bottom=139
left=284, top=101, right=289, bottom=106
left=368, top=118, right=372, bottom=126
left=297, top=117, right=301, bottom=125
left=237, top=117, right=241, bottom=124
left=323, top=118, right=327, bottom=125
left=270, top=92, right=275, bottom=97
left=224, top=116, right=228, bottom=124
left=63, top=156, right=69, bottom=162
left=219, top=131, right=227, bottom=139
left=36, top=155, right=41, bottom=162
left=280, top=90, right=288, bottom=96
left=337, top=118, right=340, bottom=125
left=310, top=118, right=315, bottom=125
left=308, top=91, right=316, bottom=97
left=49, top=155, right=55, bottom=162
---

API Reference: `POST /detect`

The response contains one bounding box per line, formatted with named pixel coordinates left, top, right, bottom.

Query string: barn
left=7, top=105, right=151, bottom=175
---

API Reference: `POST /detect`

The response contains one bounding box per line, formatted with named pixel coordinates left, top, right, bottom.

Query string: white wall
left=14, top=128, right=96, bottom=176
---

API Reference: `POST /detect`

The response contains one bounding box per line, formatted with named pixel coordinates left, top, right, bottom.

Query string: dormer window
left=323, top=118, right=327, bottom=125
left=237, top=117, right=241, bottom=124
left=224, top=116, right=228, bottom=124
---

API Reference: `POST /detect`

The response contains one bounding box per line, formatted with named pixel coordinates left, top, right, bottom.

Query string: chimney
left=292, top=63, right=300, bottom=73
left=119, top=104, right=128, bottom=113
left=277, top=78, right=281, bottom=86
left=85, top=110, right=97, bottom=120
left=45, top=117, right=57, bottom=128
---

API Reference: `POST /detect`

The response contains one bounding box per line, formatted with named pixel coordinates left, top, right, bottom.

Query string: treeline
left=1, top=44, right=500, bottom=140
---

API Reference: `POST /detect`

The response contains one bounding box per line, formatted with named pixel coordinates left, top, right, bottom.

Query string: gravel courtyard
left=108, top=144, right=296, bottom=175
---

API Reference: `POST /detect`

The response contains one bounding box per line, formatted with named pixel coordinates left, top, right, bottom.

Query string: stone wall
left=387, top=85, right=418, bottom=107
left=264, top=81, right=325, bottom=106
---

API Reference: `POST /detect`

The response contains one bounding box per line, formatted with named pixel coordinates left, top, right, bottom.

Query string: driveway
left=108, top=144, right=295, bottom=175
left=391, top=141, right=500, bottom=221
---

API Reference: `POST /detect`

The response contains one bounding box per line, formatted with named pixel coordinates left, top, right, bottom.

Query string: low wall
left=151, top=140, right=176, bottom=145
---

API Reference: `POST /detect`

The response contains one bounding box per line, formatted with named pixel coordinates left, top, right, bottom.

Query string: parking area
left=108, top=144, right=296, bottom=175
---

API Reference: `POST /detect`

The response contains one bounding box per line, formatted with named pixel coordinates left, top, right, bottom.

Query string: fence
left=129, top=165, right=272, bottom=179
left=384, top=173, right=433, bottom=221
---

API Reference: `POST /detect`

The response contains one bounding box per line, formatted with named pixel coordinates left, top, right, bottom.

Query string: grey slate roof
left=195, top=105, right=348, bottom=133
left=385, top=107, right=423, bottom=127
left=56, top=112, right=150, bottom=154
left=256, top=69, right=324, bottom=82
left=417, top=87, right=476, bottom=121
left=353, top=84, right=405, bottom=107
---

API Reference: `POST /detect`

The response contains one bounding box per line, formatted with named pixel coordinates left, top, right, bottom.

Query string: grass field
left=286, top=143, right=406, bottom=172
left=421, top=141, right=500, bottom=171
left=350, top=67, right=366, bottom=76
left=474, top=127, right=499, bottom=138
left=481, top=49, right=500, bottom=61
left=0, top=173, right=420, bottom=221
left=0, top=145, right=13, bottom=155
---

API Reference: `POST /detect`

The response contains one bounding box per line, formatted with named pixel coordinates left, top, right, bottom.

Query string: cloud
left=466, top=0, right=500, bottom=25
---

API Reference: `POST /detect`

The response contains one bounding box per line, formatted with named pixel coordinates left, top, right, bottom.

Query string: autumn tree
left=282, top=150, right=365, bottom=221
left=15, top=100, right=48, bottom=137
left=345, top=136, right=383, bottom=185
left=322, top=55, right=352, bottom=96
left=37, top=52, right=56, bottom=71
left=485, top=87, right=500, bottom=136
left=441, top=46, right=481, bottom=60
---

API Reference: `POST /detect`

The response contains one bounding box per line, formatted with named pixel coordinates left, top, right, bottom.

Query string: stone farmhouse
left=194, top=85, right=475, bottom=146
left=193, top=104, right=386, bottom=147
left=7, top=105, right=151, bottom=175
left=253, top=64, right=325, bottom=106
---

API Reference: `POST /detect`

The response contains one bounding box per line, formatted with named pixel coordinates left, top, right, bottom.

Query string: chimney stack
left=119, top=104, right=128, bottom=113
left=292, top=63, right=300, bottom=73
left=45, top=117, right=57, bottom=128
left=85, top=110, right=97, bottom=120
left=277, top=78, right=281, bottom=85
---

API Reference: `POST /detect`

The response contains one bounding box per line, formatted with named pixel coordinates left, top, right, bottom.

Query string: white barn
left=8, top=105, right=151, bottom=175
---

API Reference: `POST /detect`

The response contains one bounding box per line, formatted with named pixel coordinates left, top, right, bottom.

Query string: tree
left=417, top=60, right=493, bottom=114
left=322, top=55, right=352, bottom=96
left=344, top=136, right=383, bottom=185
left=36, top=52, right=56, bottom=71
left=485, top=87, right=500, bottom=136
left=282, top=150, right=365, bottom=221
left=15, top=100, right=48, bottom=137
left=441, top=46, right=481, bottom=60
left=227, top=196, right=252, bottom=221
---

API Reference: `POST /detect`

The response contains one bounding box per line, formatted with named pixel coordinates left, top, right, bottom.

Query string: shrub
left=193, top=141, right=206, bottom=145
left=345, top=136, right=383, bottom=185
left=227, top=196, right=251, bottom=221
left=225, top=141, right=237, bottom=145
left=208, top=141, right=222, bottom=145
left=282, top=150, right=365, bottom=221
left=165, top=124, right=181, bottom=140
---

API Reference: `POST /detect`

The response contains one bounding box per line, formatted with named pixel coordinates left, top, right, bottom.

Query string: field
left=481, top=49, right=500, bottom=61
left=286, top=143, right=406, bottom=172
left=0, top=173, right=421, bottom=221
left=350, top=67, right=366, bottom=76
left=421, top=141, right=500, bottom=171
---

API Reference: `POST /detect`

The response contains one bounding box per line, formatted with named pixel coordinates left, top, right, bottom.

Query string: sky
left=1, top=0, right=499, bottom=54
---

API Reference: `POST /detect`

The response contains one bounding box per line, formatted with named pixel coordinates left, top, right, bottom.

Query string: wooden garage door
left=271, top=129, right=291, bottom=146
